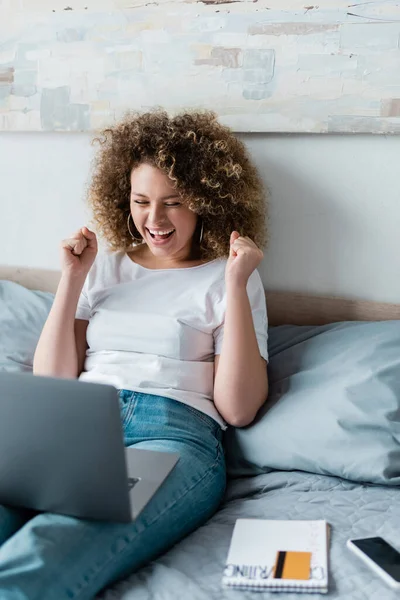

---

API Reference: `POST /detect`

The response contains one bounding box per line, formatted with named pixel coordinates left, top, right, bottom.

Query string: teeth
left=148, top=228, right=175, bottom=236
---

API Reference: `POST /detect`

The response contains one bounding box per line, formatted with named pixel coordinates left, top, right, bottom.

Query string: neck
left=130, top=241, right=202, bottom=269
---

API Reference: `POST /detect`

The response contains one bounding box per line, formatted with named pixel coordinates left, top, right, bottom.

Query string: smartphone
left=347, top=537, right=400, bottom=590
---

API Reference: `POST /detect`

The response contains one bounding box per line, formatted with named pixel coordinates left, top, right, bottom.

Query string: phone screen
left=352, top=537, right=400, bottom=582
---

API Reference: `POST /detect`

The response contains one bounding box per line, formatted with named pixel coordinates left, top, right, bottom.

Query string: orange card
left=273, top=551, right=312, bottom=580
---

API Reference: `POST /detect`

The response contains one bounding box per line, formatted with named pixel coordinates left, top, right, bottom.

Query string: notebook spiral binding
left=223, top=580, right=328, bottom=593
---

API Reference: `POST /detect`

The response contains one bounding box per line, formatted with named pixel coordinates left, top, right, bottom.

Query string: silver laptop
left=0, top=372, right=179, bottom=523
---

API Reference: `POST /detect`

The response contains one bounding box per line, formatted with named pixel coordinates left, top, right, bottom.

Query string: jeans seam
left=181, top=403, right=219, bottom=433
left=71, top=447, right=224, bottom=600
left=122, top=393, right=137, bottom=426
left=121, top=392, right=220, bottom=435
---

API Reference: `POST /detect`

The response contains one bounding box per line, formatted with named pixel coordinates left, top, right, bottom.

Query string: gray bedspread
left=98, top=470, right=400, bottom=600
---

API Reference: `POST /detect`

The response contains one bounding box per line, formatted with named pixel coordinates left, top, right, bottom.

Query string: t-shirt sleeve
left=213, top=269, right=269, bottom=361
left=75, top=276, right=90, bottom=321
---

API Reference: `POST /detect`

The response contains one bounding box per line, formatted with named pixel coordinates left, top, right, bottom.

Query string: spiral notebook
left=222, top=519, right=329, bottom=593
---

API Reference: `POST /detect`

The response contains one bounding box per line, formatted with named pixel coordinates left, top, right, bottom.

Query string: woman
left=0, top=110, right=269, bottom=599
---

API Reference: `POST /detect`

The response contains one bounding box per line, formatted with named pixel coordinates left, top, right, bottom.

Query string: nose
left=148, top=203, right=166, bottom=225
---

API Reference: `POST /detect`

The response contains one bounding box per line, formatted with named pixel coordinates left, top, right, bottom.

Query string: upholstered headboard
left=0, top=266, right=61, bottom=296
left=1, top=264, right=399, bottom=326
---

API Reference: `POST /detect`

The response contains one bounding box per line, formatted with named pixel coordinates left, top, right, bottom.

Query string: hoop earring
left=127, top=214, right=143, bottom=242
left=199, top=220, right=204, bottom=245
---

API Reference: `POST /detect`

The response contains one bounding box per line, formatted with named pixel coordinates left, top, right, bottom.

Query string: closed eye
left=133, top=200, right=181, bottom=207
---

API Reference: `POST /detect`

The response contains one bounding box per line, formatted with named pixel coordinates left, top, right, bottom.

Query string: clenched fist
left=225, top=231, right=263, bottom=289
left=60, top=226, right=98, bottom=279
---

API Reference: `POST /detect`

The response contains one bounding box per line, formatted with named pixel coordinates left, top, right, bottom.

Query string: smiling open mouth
left=147, top=228, right=175, bottom=241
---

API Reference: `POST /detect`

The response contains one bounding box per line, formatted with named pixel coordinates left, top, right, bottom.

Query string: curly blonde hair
left=88, top=109, right=268, bottom=259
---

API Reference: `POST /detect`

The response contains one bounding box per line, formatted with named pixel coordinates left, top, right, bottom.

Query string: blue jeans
left=0, top=391, right=226, bottom=600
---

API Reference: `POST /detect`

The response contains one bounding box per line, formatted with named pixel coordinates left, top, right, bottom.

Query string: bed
left=1, top=264, right=400, bottom=600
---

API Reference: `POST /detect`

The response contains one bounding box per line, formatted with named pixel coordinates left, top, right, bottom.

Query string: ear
left=230, top=231, right=240, bottom=258
left=230, top=231, right=240, bottom=245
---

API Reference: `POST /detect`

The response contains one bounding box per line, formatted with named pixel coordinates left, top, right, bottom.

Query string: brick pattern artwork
left=1, top=0, right=400, bottom=132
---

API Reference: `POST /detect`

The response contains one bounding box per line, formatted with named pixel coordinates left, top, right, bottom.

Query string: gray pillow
left=0, top=281, right=54, bottom=372
left=224, top=321, right=400, bottom=485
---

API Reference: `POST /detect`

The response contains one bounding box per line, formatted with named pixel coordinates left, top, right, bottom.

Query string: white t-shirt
left=75, top=250, right=269, bottom=429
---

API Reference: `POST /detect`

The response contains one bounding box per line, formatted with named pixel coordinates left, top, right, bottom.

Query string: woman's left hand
left=225, top=231, right=263, bottom=288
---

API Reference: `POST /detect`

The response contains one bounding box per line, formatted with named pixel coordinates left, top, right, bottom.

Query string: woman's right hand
left=60, top=226, right=98, bottom=279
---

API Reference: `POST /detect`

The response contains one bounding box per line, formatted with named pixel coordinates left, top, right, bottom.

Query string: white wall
left=1, top=132, right=399, bottom=303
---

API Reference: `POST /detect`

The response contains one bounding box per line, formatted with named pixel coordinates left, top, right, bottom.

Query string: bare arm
left=213, top=231, right=269, bottom=428
left=75, top=318, right=89, bottom=377
left=213, top=283, right=268, bottom=428
left=33, top=225, right=97, bottom=379
left=33, top=275, right=88, bottom=379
